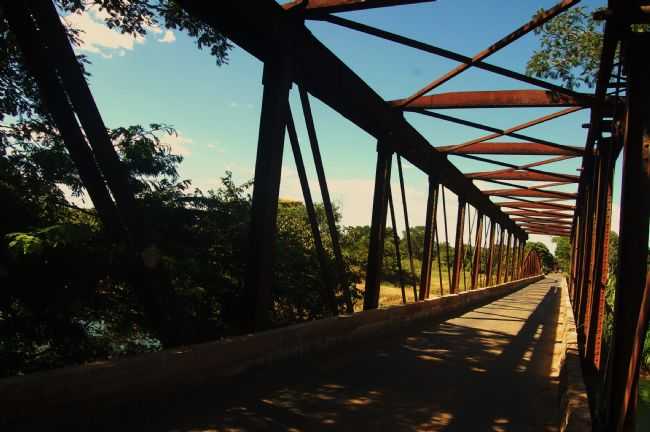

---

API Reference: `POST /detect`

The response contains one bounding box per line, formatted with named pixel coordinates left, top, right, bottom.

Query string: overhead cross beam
left=437, top=141, right=583, bottom=156
left=282, top=0, right=435, bottom=15
left=467, top=169, right=579, bottom=183
left=411, top=108, right=582, bottom=153
left=497, top=201, right=576, bottom=211
left=176, top=0, right=526, bottom=237
left=484, top=188, right=577, bottom=199
left=444, top=106, right=585, bottom=154
left=398, top=0, right=580, bottom=107
left=390, top=90, right=589, bottom=109
left=505, top=210, right=574, bottom=219
left=319, top=14, right=590, bottom=101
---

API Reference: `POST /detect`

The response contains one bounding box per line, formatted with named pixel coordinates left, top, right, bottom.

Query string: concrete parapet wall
left=557, top=277, right=592, bottom=431
left=0, top=275, right=543, bottom=424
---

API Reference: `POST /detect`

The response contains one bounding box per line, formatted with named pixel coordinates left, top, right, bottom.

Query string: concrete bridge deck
left=54, top=276, right=564, bottom=431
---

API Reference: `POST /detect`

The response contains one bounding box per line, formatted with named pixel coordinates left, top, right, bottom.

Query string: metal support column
left=485, top=220, right=496, bottom=286
left=606, top=33, right=650, bottom=432
left=419, top=176, right=439, bottom=299
left=286, top=109, right=338, bottom=315
left=363, top=142, right=392, bottom=310
left=242, top=56, right=292, bottom=331
left=471, top=213, right=484, bottom=290
left=450, top=200, right=466, bottom=294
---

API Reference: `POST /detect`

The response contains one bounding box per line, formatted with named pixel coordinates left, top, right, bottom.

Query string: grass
left=354, top=266, right=498, bottom=310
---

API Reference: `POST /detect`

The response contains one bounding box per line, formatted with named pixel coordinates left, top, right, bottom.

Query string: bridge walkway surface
left=84, top=276, right=563, bottom=431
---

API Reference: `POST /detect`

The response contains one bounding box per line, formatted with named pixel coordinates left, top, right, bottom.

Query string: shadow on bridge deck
left=63, top=276, right=563, bottom=431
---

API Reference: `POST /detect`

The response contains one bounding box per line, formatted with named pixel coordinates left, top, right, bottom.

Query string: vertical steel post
left=450, top=200, right=466, bottom=294
left=242, top=55, right=292, bottom=331
left=286, top=109, right=338, bottom=315
left=397, top=156, right=419, bottom=301
left=363, top=142, right=392, bottom=310
left=485, top=220, right=496, bottom=286
left=585, top=137, right=615, bottom=369
left=471, top=213, right=484, bottom=290
left=606, top=33, right=650, bottom=432
left=441, top=187, right=453, bottom=288
left=577, top=174, right=596, bottom=332
left=514, top=238, right=521, bottom=277
left=503, top=232, right=512, bottom=283
left=387, top=187, right=407, bottom=304
left=519, top=242, right=525, bottom=278
left=581, top=166, right=600, bottom=341
left=298, top=86, right=354, bottom=313
left=435, top=215, right=445, bottom=296
left=419, top=176, right=439, bottom=300
left=496, top=227, right=505, bottom=284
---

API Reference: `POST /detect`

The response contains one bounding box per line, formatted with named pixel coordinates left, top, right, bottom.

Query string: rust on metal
left=282, top=0, right=435, bottom=14
left=437, top=141, right=583, bottom=156
left=483, top=188, right=578, bottom=199
left=392, top=89, right=589, bottom=109
left=467, top=169, right=579, bottom=182
left=399, top=0, right=579, bottom=107
left=497, top=201, right=576, bottom=211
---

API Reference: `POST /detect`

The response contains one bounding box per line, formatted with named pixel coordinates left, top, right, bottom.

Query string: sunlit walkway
left=78, top=277, right=562, bottom=431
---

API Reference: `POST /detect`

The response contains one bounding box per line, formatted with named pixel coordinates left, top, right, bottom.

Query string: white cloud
left=63, top=6, right=174, bottom=58
left=158, top=30, right=176, bottom=44
left=160, top=132, right=193, bottom=157
left=206, top=143, right=224, bottom=154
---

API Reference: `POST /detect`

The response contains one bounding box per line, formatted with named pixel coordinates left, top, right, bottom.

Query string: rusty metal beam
left=412, top=109, right=579, bottom=152
left=607, top=31, right=650, bottom=432
left=467, top=169, right=579, bottom=182
left=399, top=0, right=579, bottom=107
left=505, top=210, right=574, bottom=219
left=282, top=0, right=434, bottom=14
left=450, top=201, right=466, bottom=294
left=241, top=56, right=292, bottom=331
left=497, top=201, right=576, bottom=211
left=471, top=213, right=484, bottom=290
left=485, top=220, right=496, bottom=286
left=420, top=176, right=439, bottom=299
left=484, top=188, right=577, bottom=199
left=441, top=106, right=585, bottom=154
left=175, top=0, right=526, bottom=238
left=321, top=14, right=589, bottom=102
left=286, top=109, right=338, bottom=315
left=4, top=3, right=122, bottom=237
left=512, top=217, right=572, bottom=226
left=520, top=221, right=572, bottom=230
left=298, top=86, right=353, bottom=312
left=391, top=89, right=589, bottom=109
left=364, top=143, right=392, bottom=310
left=512, top=219, right=573, bottom=227
left=438, top=141, right=583, bottom=156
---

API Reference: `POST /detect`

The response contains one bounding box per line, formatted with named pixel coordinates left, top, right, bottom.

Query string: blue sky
left=62, top=0, right=619, bottom=252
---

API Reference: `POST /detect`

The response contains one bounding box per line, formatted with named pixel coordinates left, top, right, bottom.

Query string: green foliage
left=526, top=6, right=603, bottom=89
left=552, top=236, right=571, bottom=273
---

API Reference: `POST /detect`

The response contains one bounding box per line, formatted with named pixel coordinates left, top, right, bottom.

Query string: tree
left=0, top=4, right=367, bottom=377
left=526, top=6, right=648, bottom=90
left=552, top=236, right=571, bottom=273
left=526, top=6, right=602, bottom=89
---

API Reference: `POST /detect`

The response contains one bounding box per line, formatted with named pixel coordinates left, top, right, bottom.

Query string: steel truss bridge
left=1, top=1, right=649, bottom=431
